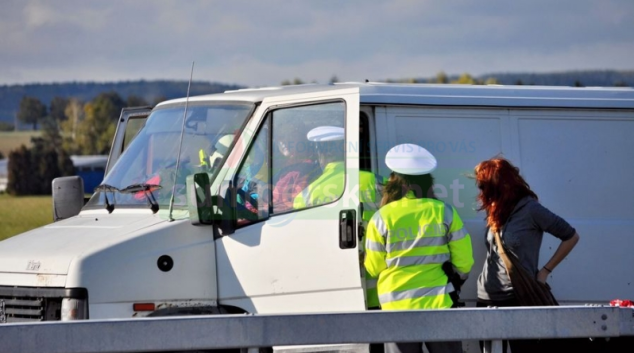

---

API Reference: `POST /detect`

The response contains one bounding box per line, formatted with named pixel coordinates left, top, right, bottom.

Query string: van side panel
left=514, top=109, right=634, bottom=302
left=379, top=106, right=634, bottom=304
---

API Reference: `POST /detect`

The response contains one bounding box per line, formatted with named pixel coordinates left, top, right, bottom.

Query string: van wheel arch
left=147, top=305, right=273, bottom=353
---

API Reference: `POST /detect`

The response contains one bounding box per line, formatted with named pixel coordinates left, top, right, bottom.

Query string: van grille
left=0, top=296, right=62, bottom=322
left=0, top=287, right=70, bottom=323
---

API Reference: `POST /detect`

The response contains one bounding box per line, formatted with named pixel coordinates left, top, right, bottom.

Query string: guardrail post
left=0, top=301, right=5, bottom=323
left=482, top=340, right=503, bottom=353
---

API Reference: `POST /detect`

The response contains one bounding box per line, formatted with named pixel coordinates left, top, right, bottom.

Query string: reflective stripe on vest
left=386, top=233, right=448, bottom=253
left=448, top=227, right=469, bottom=242
left=386, top=253, right=450, bottom=268
left=366, top=240, right=386, bottom=252
left=366, top=277, right=378, bottom=289
left=379, top=283, right=453, bottom=304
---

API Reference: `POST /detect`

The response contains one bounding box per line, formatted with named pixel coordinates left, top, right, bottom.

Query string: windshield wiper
left=119, top=183, right=162, bottom=213
left=94, top=184, right=118, bottom=213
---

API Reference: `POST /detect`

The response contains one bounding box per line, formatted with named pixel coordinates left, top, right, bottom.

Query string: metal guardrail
left=0, top=306, right=632, bottom=353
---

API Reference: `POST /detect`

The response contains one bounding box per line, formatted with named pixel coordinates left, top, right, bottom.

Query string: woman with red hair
left=474, top=157, right=580, bottom=353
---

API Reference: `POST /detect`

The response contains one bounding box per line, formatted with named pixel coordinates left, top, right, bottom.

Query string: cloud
left=23, top=1, right=110, bottom=30
left=0, top=0, right=632, bottom=86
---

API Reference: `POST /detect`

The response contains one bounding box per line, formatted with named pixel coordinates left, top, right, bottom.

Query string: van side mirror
left=186, top=173, right=214, bottom=225
left=186, top=173, right=236, bottom=235
left=221, top=181, right=237, bottom=235
left=52, top=176, right=85, bottom=222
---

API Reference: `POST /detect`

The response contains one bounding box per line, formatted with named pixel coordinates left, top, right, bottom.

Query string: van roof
left=158, top=82, right=634, bottom=109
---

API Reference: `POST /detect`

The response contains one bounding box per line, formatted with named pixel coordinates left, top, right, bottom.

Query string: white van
left=0, top=83, right=632, bottom=333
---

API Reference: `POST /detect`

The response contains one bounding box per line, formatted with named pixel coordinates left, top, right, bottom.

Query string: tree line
left=0, top=81, right=243, bottom=129
left=4, top=70, right=632, bottom=196
left=5, top=92, right=153, bottom=195
left=280, top=70, right=633, bottom=87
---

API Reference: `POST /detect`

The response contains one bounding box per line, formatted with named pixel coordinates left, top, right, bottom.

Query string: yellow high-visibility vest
left=364, top=192, right=473, bottom=310
left=293, top=161, right=381, bottom=210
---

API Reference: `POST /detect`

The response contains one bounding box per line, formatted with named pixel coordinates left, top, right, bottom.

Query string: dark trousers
left=368, top=307, right=385, bottom=353
left=384, top=341, right=462, bottom=353
left=476, top=298, right=594, bottom=353
left=476, top=298, right=544, bottom=353
left=379, top=303, right=462, bottom=353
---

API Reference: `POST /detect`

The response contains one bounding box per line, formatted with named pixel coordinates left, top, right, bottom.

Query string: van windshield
left=85, top=102, right=254, bottom=210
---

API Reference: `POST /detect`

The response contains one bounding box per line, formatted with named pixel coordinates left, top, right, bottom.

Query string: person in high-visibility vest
left=292, top=126, right=384, bottom=312
left=293, top=126, right=382, bottom=214
left=198, top=134, right=235, bottom=170
left=364, top=143, right=474, bottom=353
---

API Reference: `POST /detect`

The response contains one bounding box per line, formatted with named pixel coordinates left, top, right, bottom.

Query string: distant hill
left=1, top=71, right=633, bottom=127
left=475, top=70, right=634, bottom=87
left=394, top=70, right=634, bottom=87
left=0, top=80, right=245, bottom=127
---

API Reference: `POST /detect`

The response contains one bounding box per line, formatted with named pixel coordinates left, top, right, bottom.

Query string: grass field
left=0, top=194, right=53, bottom=241
left=0, top=131, right=41, bottom=157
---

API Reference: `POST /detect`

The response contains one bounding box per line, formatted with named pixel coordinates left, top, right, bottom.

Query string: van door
left=216, top=88, right=365, bottom=313
left=105, top=106, right=152, bottom=175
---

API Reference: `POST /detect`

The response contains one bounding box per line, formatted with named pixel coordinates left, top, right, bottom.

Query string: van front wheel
left=147, top=307, right=274, bottom=353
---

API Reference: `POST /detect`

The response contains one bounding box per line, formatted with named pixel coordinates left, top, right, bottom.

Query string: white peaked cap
left=209, top=134, right=235, bottom=165
left=214, top=134, right=234, bottom=154
left=385, top=144, right=437, bottom=175
left=307, top=126, right=344, bottom=142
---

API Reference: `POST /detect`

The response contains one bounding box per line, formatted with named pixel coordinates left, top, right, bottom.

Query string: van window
left=359, top=112, right=371, bottom=172
left=234, top=119, right=271, bottom=226
left=234, top=101, right=346, bottom=226
left=271, top=102, right=345, bottom=213
left=122, top=116, right=147, bottom=152
left=87, top=103, right=253, bottom=210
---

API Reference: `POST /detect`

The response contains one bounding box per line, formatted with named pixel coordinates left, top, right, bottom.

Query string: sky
left=1, top=0, right=633, bottom=88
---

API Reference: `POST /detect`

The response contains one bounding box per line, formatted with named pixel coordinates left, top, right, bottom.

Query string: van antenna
left=168, top=61, right=195, bottom=222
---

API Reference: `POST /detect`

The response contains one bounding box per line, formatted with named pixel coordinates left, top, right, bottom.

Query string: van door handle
left=339, top=209, right=357, bottom=249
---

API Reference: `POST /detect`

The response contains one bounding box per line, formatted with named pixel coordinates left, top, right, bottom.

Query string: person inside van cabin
left=292, top=125, right=346, bottom=208
left=206, top=134, right=235, bottom=171
left=292, top=126, right=382, bottom=211
left=473, top=157, right=580, bottom=353
left=271, top=121, right=321, bottom=213
left=364, top=144, right=473, bottom=353
left=199, top=133, right=261, bottom=218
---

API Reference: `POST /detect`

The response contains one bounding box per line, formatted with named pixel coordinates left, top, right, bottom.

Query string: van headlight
left=61, top=298, right=88, bottom=321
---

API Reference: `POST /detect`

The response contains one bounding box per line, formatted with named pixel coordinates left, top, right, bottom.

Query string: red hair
left=475, top=158, right=537, bottom=234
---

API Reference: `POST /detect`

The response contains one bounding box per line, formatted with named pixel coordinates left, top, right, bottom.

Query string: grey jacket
left=477, top=196, right=576, bottom=301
